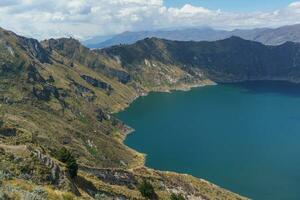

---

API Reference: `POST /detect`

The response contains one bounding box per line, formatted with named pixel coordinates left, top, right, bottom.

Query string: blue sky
left=164, top=0, right=295, bottom=12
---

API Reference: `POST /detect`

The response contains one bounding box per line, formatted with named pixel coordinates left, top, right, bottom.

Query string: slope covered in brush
left=103, top=36, right=300, bottom=83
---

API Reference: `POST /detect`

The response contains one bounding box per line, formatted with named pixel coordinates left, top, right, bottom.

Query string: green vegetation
left=104, top=36, right=300, bottom=84
left=87, top=146, right=98, bottom=156
left=138, top=180, right=156, bottom=199
left=56, top=147, right=78, bottom=178
left=170, top=193, right=185, bottom=200
left=0, top=191, right=9, bottom=199
left=0, top=27, right=249, bottom=199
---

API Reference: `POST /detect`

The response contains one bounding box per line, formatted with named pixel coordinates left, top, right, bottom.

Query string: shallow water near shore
left=116, top=81, right=300, bottom=200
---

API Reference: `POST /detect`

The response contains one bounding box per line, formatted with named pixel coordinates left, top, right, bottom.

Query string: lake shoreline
left=118, top=79, right=299, bottom=166
left=117, top=80, right=300, bottom=200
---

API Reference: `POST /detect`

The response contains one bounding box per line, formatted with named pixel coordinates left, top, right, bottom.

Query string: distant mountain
left=232, top=24, right=300, bottom=45
left=88, top=24, right=300, bottom=48
left=86, top=28, right=229, bottom=48
left=81, top=35, right=113, bottom=48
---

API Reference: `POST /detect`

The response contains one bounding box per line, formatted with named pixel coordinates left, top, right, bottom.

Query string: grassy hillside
left=0, top=27, right=245, bottom=199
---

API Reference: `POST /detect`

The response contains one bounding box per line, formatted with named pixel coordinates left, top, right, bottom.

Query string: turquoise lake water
left=116, top=81, right=300, bottom=200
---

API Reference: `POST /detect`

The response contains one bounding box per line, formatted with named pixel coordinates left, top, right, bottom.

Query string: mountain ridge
left=102, top=36, right=300, bottom=84
left=86, top=24, right=300, bottom=48
left=0, top=27, right=245, bottom=200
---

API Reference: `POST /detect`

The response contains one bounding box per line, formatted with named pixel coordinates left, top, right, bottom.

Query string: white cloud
left=0, top=0, right=300, bottom=40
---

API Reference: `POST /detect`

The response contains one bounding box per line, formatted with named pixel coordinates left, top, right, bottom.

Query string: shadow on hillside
left=75, top=175, right=98, bottom=197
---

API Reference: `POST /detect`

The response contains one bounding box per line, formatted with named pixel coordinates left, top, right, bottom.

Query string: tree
left=138, top=180, right=156, bottom=199
left=170, top=193, right=185, bottom=200
left=56, top=147, right=78, bottom=178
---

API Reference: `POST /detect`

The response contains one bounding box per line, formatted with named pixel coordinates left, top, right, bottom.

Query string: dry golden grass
left=0, top=29, right=248, bottom=200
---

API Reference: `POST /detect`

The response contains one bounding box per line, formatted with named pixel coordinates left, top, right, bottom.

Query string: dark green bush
left=56, top=147, right=78, bottom=178
left=138, top=180, right=156, bottom=199
left=170, top=193, right=185, bottom=200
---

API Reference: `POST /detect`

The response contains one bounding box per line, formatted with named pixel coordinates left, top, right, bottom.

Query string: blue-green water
left=116, top=81, right=300, bottom=200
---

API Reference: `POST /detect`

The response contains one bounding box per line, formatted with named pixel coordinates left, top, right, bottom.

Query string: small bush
left=0, top=170, right=12, bottom=185
left=170, top=193, right=185, bottom=200
left=0, top=191, right=9, bottom=200
left=32, top=187, right=48, bottom=199
left=56, top=147, right=78, bottom=178
left=95, top=192, right=111, bottom=200
left=138, top=180, right=156, bottom=199
left=62, top=193, right=74, bottom=200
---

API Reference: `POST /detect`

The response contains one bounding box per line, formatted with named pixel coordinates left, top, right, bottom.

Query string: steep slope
left=42, top=38, right=131, bottom=84
left=0, top=28, right=143, bottom=169
left=98, top=38, right=213, bottom=92
left=103, top=37, right=300, bottom=83
left=88, top=24, right=300, bottom=48
left=0, top=28, right=245, bottom=199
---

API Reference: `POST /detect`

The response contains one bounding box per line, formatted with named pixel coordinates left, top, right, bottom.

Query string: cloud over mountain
left=1, top=0, right=300, bottom=40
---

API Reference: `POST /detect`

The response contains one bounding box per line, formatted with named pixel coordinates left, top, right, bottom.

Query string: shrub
left=32, top=187, right=48, bottom=199
left=170, top=193, right=185, bottom=200
left=95, top=192, right=111, bottom=200
left=138, top=180, right=156, bottom=199
left=56, top=147, right=78, bottom=178
left=0, top=170, right=12, bottom=186
left=0, top=191, right=9, bottom=200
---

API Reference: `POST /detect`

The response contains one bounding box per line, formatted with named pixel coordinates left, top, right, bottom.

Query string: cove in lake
left=116, top=81, right=300, bottom=200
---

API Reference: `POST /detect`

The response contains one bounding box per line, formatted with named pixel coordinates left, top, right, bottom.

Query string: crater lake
left=116, top=81, right=300, bottom=200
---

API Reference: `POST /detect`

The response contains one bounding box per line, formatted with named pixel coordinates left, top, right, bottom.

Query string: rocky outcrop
left=71, top=80, right=96, bottom=102
left=0, top=28, right=50, bottom=64
left=32, top=85, right=60, bottom=101
left=79, top=166, right=138, bottom=189
left=96, top=109, right=110, bottom=122
left=42, top=38, right=132, bottom=84
left=27, top=65, right=46, bottom=83
left=0, top=97, right=15, bottom=105
left=102, top=68, right=131, bottom=84
left=81, top=75, right=113, bottom=92
left=0, top=127, right=17, bottom=137
left=30, top=148, right=80, bottom=195
left=17, top=36, right=50, bottom=64
left=30, top=149, right=63, bottom=185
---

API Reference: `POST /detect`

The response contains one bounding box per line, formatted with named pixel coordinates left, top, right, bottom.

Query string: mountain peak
left=42, top=37, right=82, bottom=51
left=228, top=35, right=244, bottom=40
left=0, top=26, right=50, bottom=64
